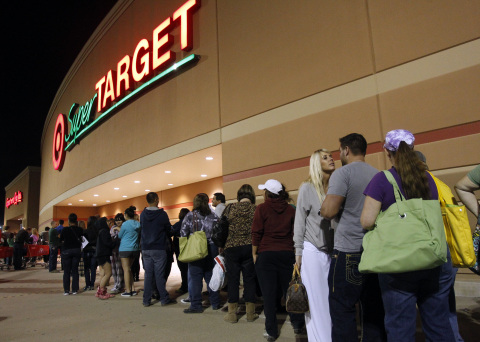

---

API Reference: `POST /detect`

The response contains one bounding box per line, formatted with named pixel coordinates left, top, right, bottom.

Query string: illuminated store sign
left=6, top=191, right=23, bottom=209
left=53, top=0, right=200, bottom=171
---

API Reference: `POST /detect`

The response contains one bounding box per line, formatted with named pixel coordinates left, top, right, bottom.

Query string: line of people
left=30, top=129, right=477, bottom=342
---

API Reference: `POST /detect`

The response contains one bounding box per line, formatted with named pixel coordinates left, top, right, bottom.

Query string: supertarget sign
left=52, top=0, right=200, bottom=171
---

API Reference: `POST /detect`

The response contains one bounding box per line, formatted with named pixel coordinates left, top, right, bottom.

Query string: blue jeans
left=49, top=245, right=58, bottom=271
left=62, top=248, right=81, bottom=293
left=378, top=260, right=455, bottom=342
left=187, top=243, right=220, bottom=311
left=82, top=250, right=97, bottom=287
left=142, top=249, right=171, bottom=305
left=438, top=247, right=463, bottom=341
left=328, top=250, right=386, bottom=342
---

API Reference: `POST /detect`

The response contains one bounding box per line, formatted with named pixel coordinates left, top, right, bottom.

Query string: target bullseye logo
left=52, top=113, right=67, bottom=171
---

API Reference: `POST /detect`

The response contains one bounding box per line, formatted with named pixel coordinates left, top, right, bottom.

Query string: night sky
left=1, top=1, right=118, bottom=223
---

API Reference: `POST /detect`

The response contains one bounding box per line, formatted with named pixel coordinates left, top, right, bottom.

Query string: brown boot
left=246, top=302, right=259, bottom=322
left=223, top=302, right=238, bottom=323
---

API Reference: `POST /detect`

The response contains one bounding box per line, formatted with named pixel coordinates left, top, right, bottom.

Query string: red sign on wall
left=6, top=191, right=23, bottom=209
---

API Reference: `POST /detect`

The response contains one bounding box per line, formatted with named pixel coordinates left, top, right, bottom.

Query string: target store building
left=3, top=0, right=480, bottom=233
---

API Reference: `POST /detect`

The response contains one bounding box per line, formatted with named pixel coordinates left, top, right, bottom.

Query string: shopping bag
left=209, top=255, right=227, bottom=291
left=359, top=171, right=447, bottom=273
left=430, top=172, right=476, bottom=267
left=178, top=231, right=208, bottom=263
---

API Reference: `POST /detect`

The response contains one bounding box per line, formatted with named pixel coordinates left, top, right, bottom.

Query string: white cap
left=258, top=179, right=282, bottom=195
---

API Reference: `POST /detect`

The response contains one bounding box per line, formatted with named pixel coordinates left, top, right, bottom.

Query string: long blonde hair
left=304, top=149, right=330, bottom=203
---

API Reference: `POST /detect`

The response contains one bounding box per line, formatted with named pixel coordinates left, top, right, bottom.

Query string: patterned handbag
left=285, top=264, right=309, bottom=314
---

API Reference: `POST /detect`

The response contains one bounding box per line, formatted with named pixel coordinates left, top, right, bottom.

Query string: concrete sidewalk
left=1, top=264, right=479, bottom=342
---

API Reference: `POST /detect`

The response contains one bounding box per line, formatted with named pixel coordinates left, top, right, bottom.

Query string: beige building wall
left=38, top=1, right=480, bottom=230
left=4, top=167, right=41, bottom=231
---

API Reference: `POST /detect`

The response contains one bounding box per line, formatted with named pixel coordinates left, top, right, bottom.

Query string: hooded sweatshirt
left=140, top=207, right=171, bottom=250
left=251, top=197, right=295, bottom=253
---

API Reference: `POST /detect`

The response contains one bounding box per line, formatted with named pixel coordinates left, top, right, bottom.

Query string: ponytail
left=393, top=142, right=430, bottom=200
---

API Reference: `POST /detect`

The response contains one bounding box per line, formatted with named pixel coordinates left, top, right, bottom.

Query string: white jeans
left=301, top=241, right=332, bottom=342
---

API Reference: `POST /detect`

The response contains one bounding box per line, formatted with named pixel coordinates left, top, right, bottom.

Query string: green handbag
left=178, top=213, right=208, bottom=263
left=359, top=171, right=447, bottom=273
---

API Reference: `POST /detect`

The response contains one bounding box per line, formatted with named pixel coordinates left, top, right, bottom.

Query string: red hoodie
left=251, top=197, right=295, bottom=253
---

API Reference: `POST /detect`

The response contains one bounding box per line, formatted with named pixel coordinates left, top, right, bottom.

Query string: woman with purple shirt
left=360, top=129, right=454, bottom=342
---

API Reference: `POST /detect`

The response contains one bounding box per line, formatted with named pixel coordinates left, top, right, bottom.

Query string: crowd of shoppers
left=4, top=130, right=478, bottom=342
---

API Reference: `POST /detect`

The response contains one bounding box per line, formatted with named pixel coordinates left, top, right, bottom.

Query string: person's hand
left=252, top=254, right=257, bottom=264
left=295, top=255, right=302, bottom=270
left=218, top=247, right=224, bottom=255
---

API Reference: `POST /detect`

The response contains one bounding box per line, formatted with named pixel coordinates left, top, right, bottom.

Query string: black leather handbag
left=285, top=264, right=309, bottom=314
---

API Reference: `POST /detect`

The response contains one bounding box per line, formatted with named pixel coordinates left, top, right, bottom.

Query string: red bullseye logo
left=52, top=113, right=67, bottom=171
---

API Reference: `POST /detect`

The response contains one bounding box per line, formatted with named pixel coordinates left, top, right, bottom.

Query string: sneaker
left=161, top=299, right=177, bottom=306
left=110, top=288, right=120, bottom=294
left=180, top=297, right=191, bottom=304
left=83, top=286, right=89, bottom=291
left=143, top=302, right=151, bottom=307
left=89, top=286, right=95, bottom=291
left=64, top=292, right=70, bottom=296
left=121, top=292, right=132, bottom=297
left=131, top=291, right=137, bottom=296
left=72, top=292, right=77, bottom=295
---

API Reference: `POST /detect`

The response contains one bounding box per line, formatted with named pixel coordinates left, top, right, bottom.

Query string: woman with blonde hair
left=294, top=149, right=335, bottom=341
left=30, top=228, right=40, bottom=244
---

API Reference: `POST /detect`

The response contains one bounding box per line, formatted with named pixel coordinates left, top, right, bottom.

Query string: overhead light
left=93, top=204, right=97, bottom=206
left=145, top=189, right=151, bottom=192
left=106, top=200, right=111, bottom=203
left=79, top=199, right=84, bottom=202
left=205, top=156, right=213, bottom=160
left=201, top=174, right=207, bottom=177
left=114, top=187, right=120, bottom=190
left=68, top=203, right=72, bottom=206
left=168, top=184, right=173, bottom=186
left=165, top=170, right=171, bottom=174
left=134, top=181, right=140, bottom=183
left=122, top=195, right=127, bottom=198
left=94, top=194, right=99, bottom=197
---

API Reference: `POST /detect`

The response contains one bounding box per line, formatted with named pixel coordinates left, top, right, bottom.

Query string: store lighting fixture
left=94, top=194, right=99, bottom=197
left=79, top=199, right=84, bottom=202
left=201, top=174, right=207, bottom=177
left=168, top=184, right=173, bottom=186
left=134, top=181, right=140, bottom=183
left=68, top=203, right=72, bottom=206
left=165, top=171, right=171, bottom=174
left=122, top=195, right=127, bottom=198
left=114, top=187, right=120, bottom=190
left=93, top=204, right=97, bottom=206
left=106, top=200, right=111, bottom=203
left=205, top=156, right=213, bottom=160
left=145, top=189, right=151, bottom=192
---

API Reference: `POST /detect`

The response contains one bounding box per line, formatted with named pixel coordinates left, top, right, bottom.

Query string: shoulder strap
left=382, top=170, right=405, bottom=202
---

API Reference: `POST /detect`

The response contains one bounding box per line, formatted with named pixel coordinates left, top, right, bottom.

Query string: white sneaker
left=64, top=292, right=70, bottom=296
left=180, top=297, right=191, bottom=304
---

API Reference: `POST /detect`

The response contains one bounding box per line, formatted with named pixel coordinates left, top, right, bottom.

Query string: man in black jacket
left=13, top=227, right=31, bottom=270
left=140, top=192, right=176, bottom=307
